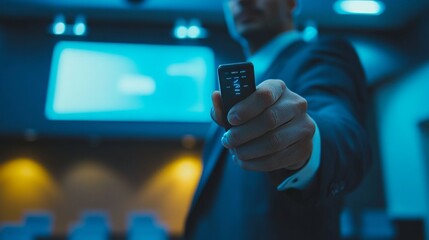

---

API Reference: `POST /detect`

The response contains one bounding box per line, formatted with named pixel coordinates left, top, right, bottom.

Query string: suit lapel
left=188, top=123, right=225, bottom=215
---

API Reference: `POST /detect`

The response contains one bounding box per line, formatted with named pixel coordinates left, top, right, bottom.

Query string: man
left=185, top=0, right=371, bottom=239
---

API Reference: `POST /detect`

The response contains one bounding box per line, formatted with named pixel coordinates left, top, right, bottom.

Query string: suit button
left=329, top=188, right=339, bottom=197
left=329, top=181, right=345, bottom=197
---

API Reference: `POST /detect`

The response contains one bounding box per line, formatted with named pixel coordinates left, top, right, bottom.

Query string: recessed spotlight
left=173, top=18, right=207, bottom=39
left=73, top=15, right=87, bottom=36
left=173, top=19, right=188, bottom=39
left=52, top=14, right=66, bottom=35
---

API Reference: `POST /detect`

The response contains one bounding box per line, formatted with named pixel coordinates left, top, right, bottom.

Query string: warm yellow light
left=136, top=154, right=203, bottom=235
left=0, top=158, right=59, bottom=219
left=0, top=158, right=40, bottom=179
left=173, top=157, right=202, bottom=182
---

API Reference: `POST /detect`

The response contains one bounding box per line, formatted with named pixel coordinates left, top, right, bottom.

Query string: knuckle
left=303, top=119, right=315, bottom=139
left=279, top=81, right=287, bottom=91
left=296, top=97, right=308, bottom=112
left=274, top=80, right=287, bottom=92
left=264, top=108, right=279, bottom=129
left=257, top=88, right=275, bottom=106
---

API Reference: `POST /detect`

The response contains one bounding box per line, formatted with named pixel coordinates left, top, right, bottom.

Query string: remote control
left=218, top=62, right=256, bottom=130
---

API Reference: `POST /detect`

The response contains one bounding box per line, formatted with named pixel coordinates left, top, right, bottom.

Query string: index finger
left=227, top=79, right=286, bottom=126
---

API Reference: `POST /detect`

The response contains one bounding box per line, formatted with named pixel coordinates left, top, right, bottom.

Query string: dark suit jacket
left=184, top=37, right=371, bottom=240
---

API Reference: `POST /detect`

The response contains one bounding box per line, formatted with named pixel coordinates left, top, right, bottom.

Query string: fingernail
left=221, top=131, right=231, bottom=148
left=228, top=112, right=240, bottom=125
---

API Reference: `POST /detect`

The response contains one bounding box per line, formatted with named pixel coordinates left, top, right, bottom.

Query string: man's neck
left=246, top=33, right=277, bottom=55
left=244, top=27, right=294, bottom=55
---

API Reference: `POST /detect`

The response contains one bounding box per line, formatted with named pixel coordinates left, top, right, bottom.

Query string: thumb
left=211, top=91, right=225, bottom=127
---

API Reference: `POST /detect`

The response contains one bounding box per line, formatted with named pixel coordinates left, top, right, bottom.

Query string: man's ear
left=287, top=0, right=296, bottom=11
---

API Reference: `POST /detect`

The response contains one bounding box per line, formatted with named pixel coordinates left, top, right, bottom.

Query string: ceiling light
left=174, top=26, right=188, bottom=39
left=73, top=15, right=87, bottom=36
left=187, top=25, right=201, bottom=39
left=50, top=14, right=88, bottom=36
left=187, top=19, right=206, bottom=39
left=333, top=0, right=385, bottom=15
left=52, top=15, right=66, bottom=35
left=174, top=19, right=188, bottom=39
left=173, top=19, right=207, bottom=39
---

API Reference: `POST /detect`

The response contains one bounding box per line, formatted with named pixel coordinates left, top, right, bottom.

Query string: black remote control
left=218, top=62, right=256, bottom=130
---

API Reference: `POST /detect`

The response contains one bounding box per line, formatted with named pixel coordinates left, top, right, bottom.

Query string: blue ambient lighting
left=334, top=0, right=385, bottom=15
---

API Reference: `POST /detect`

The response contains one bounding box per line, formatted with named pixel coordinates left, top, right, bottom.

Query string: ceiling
left=0, top=0, right=428, bottom=29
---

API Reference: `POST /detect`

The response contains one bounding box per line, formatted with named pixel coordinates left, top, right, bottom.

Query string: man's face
left=225, top=0, right=295, bottom=41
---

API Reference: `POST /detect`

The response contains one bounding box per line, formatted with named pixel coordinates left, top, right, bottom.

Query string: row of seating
left=0, top=211, right=167, bottom=240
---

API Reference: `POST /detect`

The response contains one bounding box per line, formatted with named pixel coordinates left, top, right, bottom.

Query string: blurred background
left=0, top=0, right=428, bottom=239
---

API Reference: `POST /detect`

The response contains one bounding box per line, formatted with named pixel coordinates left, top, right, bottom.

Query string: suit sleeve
left=279, top=37, right=372, bottom=205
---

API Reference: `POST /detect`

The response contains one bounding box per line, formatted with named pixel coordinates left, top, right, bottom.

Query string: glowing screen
left=46, top=41, right=215, bottom=122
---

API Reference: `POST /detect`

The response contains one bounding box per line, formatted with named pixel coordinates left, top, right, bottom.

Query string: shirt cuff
left=277, top=118, right=321, bottom=191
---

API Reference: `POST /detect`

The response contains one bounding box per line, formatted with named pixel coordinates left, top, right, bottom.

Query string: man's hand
left=211, top=79, right=315, bottom=172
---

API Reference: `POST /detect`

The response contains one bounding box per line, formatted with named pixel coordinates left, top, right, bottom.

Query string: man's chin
left=236, top=22, right=260, bottom=33
left=237, top=26, right=273, bottom=44
left=236, top=25, right=263, bottom=40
